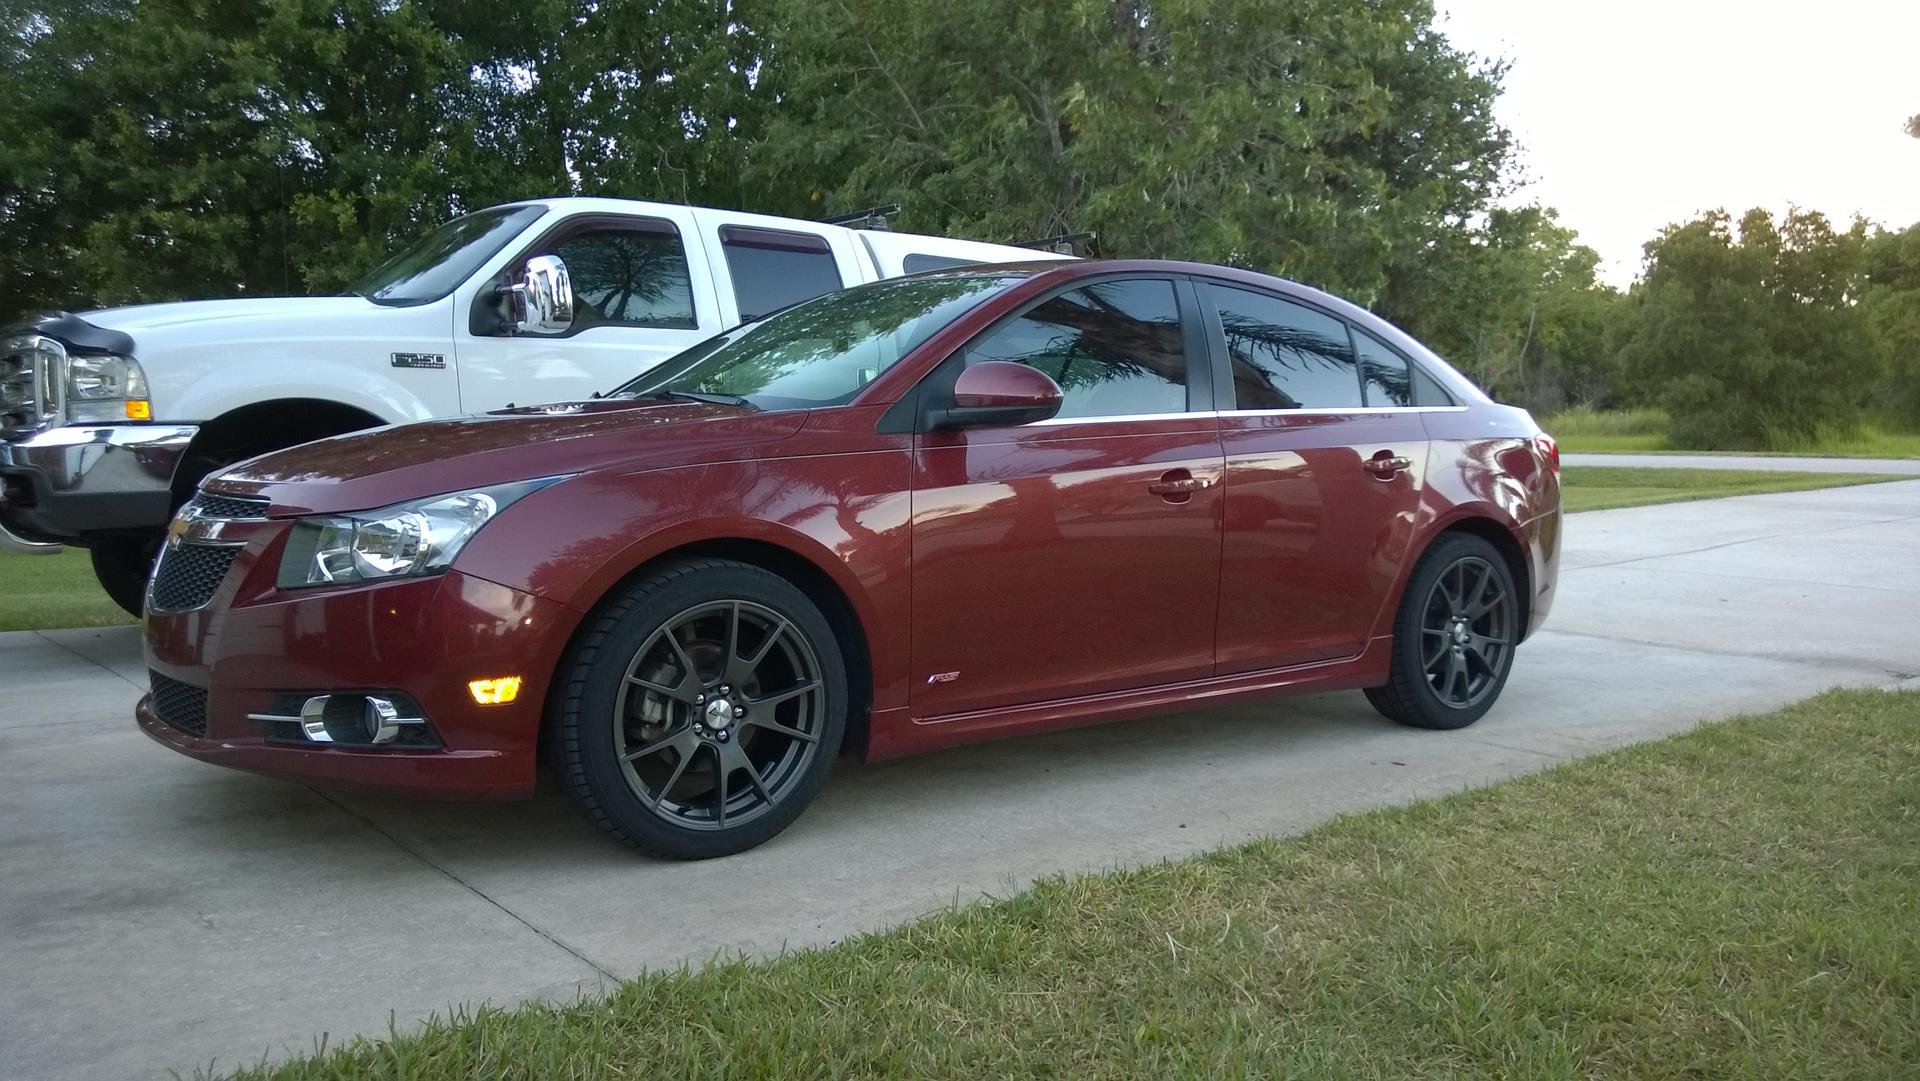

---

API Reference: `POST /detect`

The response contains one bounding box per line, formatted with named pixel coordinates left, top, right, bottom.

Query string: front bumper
left=141, top=543, right=579, bottom=800
left=0, top=423, right=196, bottom=550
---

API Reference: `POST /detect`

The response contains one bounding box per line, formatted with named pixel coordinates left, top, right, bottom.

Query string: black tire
left=1365, top=533, right=1520, bottom=730
left=89, top=534, right=161, bottom=616
left=551, top=558, right=848, bottom=859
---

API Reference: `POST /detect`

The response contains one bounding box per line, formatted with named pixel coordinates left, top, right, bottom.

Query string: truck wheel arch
left=173, top=398, right=388, bottom=501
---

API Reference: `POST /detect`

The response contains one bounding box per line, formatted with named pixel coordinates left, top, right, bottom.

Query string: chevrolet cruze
left=139, top=260, right=1561, bottom=858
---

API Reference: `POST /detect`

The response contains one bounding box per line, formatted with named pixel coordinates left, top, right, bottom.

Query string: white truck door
left=691, top=210, right=869, bottom=327
left=450, top=207, right=725, bottom=412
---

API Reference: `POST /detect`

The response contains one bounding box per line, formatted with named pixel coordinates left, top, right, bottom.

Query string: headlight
left=63, top=353, right=152, bottom=422
left=276, top=478, right=566, bottom=589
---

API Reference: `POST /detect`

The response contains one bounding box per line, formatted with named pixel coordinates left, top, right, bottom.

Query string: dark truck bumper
left=0, top=423, right=196, bottom=552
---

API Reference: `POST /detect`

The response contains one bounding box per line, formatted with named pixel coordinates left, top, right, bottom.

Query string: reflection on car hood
left=206, top=399, right=807, bottom=516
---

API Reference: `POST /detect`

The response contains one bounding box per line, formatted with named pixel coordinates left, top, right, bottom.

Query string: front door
left=1202, top=282, right=1431, bottom=672
left=452, top=211, right=724, bottom=411
left=910, top=277, right=1224, bottom=718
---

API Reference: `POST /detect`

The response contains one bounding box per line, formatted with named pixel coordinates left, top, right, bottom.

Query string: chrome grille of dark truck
left=149, top=671, right=209, bottom=737
left=187, top=492, right=269, bottom=520
left=149, top=543, right=242, bottom=611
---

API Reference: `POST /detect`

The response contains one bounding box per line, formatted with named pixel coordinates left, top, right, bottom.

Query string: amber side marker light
left=468, top=676, right=523, bottom=705
left=125, top=400, right=152, bottom=420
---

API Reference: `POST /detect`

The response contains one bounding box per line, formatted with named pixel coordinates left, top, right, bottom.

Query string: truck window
left=902, top=253, right=979, bottom=274
left=549, top=223, right=697, bottom=330
left=719, top=226, right=844, bottom=320
left=352, top=205, right=545, bottom=307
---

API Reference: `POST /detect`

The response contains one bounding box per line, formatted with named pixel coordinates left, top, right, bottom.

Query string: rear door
left=693, top=214, right=867, bottom=326
left=1204, top=282, right=1431, bottom=673
left=909, top=276, right=1225, bottom=717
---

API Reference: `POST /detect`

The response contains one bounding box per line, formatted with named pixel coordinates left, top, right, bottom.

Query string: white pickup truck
left=0, top=197, right=1056, bottom=611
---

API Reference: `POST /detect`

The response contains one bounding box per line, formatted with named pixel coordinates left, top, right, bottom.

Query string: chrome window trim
left=1217, top=406, right=1468, bottom=417
left=1027, top=410, right=1219, bottom=427
left=1025, top=405, right=1466, bottom=427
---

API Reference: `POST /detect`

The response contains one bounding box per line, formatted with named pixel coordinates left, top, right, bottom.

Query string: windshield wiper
left=636, top=390, right=757, bottom=409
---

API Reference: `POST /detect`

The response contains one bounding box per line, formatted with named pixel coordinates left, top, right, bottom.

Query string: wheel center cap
left=704, top=698, right=735, bottom=730
left=1451, top=622, right=1471, bottom=645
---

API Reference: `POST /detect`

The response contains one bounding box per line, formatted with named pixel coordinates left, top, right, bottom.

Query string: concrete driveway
left=5, top=480, right=1918, bottom=1080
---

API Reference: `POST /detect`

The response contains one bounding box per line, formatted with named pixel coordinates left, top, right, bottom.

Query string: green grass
left=225, top=687, right=1920, bottom=1079
left=0, top=547, right=134, bottom=632
left=1543, top=405, right=1920, bottom=458
left=1559, top=465, right=1899, bottom=513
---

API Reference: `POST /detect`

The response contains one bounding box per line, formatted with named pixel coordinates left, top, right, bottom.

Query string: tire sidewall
left=560, top=562, right=847, bottom=858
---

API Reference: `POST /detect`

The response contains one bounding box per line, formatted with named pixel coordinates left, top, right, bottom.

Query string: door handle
left=1148, top=469, right=1216, bottom=501
left=1364, top=453, right=1412, bottom=478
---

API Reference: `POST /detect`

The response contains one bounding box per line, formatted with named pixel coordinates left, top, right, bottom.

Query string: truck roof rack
left=820, top=205, right=901, bottom=231
left=1014, top=231, right=1098, bottom=256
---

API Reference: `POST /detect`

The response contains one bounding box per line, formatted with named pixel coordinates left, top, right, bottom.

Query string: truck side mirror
left=508, top=255, right=574, bottom=335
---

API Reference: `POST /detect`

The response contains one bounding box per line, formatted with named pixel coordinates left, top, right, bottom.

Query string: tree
left=747, top=0, right=1512, bottom=305
left=1862, top=221, right=1920, bottom=419
left=1613, top=208, right=1880, bottom=449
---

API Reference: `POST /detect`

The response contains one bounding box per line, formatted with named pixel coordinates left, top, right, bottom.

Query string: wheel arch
left=547, top=534, right=878, bottom=762
left=1423, top=512, right=1534, bottom=640
left=174, top=398, right=389, bottom=501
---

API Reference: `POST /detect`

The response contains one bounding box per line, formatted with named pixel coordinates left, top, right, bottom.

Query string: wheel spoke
left=664, top=627, right=703, bottom=687
left=744, top=679, right=821, bottom=710
left=622, top=727, right=692, bottom=763
left=1446, top=652, right=1468, bottom=703
left=728, top=615, right=789, bottom=688
left=742, top=714, right=818, bottom=745
left=647, top=743, right=698, bottom=809
left=721, top=739, right=773, bottom=802
left=624, top=672, right=700, bottom=704
left=711, top=744, right=729, bottom=827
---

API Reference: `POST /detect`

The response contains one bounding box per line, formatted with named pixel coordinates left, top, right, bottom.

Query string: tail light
left=1535, top=432, right=1560, bottom=474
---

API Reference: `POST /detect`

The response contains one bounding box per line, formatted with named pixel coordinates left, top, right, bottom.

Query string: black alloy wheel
left=553, top=558, right=847, bottom=859
left=1366, top=534, right=1520, bottom=730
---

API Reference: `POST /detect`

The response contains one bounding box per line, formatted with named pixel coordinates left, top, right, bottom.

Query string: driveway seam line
left=309, top=788, right=621, bottom=985
left=1538, top=627, right=1900, bottom=675
left=1561, top=562, right=1920, bottom=595
left=1571, top=511, right=1920, bottom=571
left=30, top=630, right=146, bottom=692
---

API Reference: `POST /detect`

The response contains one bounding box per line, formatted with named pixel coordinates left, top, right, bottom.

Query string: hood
left=82, top=296, right=378, bottom=336
left=206, top=399, right=810, bottom=516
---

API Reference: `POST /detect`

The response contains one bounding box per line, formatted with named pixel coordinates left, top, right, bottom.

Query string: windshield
left=613, top=273, right=1020, bottom=411
left=350, top=205, right=546, bottom=306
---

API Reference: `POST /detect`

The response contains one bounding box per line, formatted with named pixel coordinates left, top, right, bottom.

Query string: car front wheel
left=551, top=558, right=847, bottom=859
left=1365, top=533, right=1520, bottom=730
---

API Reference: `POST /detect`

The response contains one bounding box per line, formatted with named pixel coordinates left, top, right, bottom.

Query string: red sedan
left=139, top=260, right=1560, bottom=858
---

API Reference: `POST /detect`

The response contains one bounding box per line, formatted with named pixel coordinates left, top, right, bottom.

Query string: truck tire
left=90, top=534, right=161, bottom=617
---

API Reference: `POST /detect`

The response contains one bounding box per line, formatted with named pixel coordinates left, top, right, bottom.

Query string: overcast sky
left=1435, top=0, right=1920, bottom=285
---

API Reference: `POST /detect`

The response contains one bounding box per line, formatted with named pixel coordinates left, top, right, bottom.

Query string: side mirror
left=508, top=254, right=574, bottom=335
left=931, top=361, right=1063, bottom=430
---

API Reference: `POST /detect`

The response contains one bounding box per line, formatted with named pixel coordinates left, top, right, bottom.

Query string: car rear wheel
left=551, top=558, right=847, bottom=859
left=1365, top=534, right=1519, bottom=730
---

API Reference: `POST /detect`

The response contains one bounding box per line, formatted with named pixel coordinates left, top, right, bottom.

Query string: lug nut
left=716, top=730, right=730, bottom=742
left=693, top=693, right=705, bottom=705
left=732, top=705, right=746, bottom=719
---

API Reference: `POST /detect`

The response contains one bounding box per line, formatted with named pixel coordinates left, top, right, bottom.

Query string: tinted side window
left=1352, top=329, right=1411, bottom=407
left=903, top=253, right=979, bottom=274
left=966, top=279, right=1188, bottom=419
left=1210, top=285, right=1361, bottom=410
left=549, top=224, right=696, bottom=330
left=721, top=227, right=844, bottom=320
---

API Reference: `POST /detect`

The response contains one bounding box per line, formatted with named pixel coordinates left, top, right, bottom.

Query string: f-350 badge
left=390, top=352, right=446, bottom=369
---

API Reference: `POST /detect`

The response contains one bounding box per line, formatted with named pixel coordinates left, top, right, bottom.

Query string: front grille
left=188, top=491, right=269, bottom=519
left=0, top=337, right=57, bottom=437
left=149, top=543, right=241, bottom=611
left=149, top=671, right=209, bottom=737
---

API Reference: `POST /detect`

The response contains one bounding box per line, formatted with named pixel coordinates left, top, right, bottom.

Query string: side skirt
left=864, top=635, right=1394, bottom=761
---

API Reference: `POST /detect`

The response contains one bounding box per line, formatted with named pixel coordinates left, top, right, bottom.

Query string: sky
left=1434, top=0, right=1920, bottom=285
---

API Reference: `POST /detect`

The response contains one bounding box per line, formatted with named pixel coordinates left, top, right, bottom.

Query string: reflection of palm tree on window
left=1220, top=314, right=1353, bottom=408
left=555, top=235, right=692, bottom=327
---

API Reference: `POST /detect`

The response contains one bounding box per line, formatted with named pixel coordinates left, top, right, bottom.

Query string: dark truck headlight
left=276, top=477, right=565, bottom=588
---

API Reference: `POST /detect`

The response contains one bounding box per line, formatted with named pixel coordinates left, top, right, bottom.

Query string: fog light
left=468, top=676, right=522, bottom=705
